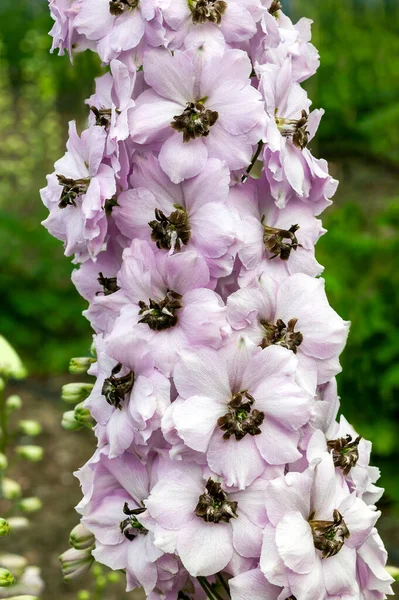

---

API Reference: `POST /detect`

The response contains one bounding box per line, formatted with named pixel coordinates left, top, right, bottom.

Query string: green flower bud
left=69, top=357, right=96, bottom=375
left=61, top=383, right=94, bottom=405
left=386, top=565, right=399, bottom=581
left=69, top=524, right=95, bottom=551
left=0, top=567, right=15, bottom=587
left=2, top=478, right=22, bottom=500
left=7, top=517, right=30, bottom=532
left=0, top=452, right=8, bottom=471
left=17, top=420, right=42, bottom=437
left=77, top=591, right=91, bottom=600
left=0, top=336, right=27, bottom=380
left=6, top=395, right=23, bottom=412
left=107, top=571, right=121, bottom=583
left=18, top=497, right=42, bottom=514
left=15, top=446, right=44, bottom=462
left=61, top=411, right=83, bottom=431
left=74, top=404, right=94, bottom=427
left=0, top=553, right=27, bottom=578
left=59, top=548, right=94, bottom=581
left=95, top=575, right=107, bottom=590
left=0, top=519, right=10, bottom=537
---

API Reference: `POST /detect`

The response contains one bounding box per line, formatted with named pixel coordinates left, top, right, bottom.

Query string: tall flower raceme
left=42, top=1, right=395, bottom=599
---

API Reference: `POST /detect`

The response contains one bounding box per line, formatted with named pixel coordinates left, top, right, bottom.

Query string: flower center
left=275, top=109, right=310, bottom=150
left=195, top=478, right=238, bottom=523
left=109, top=0, right=139, bottom=16
left=260, top=318, right=303, bottom=353
left=97, top=272, right=120, bottom=296
left=138, top=290, right=183, bottom=331
left=269, top=0, right=282, bottom=15
left=119, top=502, right=147, bottom=541
left=101, top=363, right=135, bottom=410
left=90, top=106, right=112, bottom=128
left=262, top=220, right=302, bottom=261
left=190, top=0, right=228, bottom=25
left=149, top=206, right=191, bottom=252
left=171, top=101, right=219, bottom=144
left=217, top=390, right=264, bottom=441
left=309, top=509, right=350, bottom=558
left=327, top=435, right=361, bottom=476
left=56, top=175, right=90, bottom=209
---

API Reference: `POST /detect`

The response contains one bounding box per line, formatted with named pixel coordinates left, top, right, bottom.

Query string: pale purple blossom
left=114, top=153, right=237, bottom=279
left=41, top=121, right=116, bottom=261
left=129, top=48, right=266, bottom=182
left=227, top=273, right=350, bottom=394
left=169, top=336, right=311, bottom=488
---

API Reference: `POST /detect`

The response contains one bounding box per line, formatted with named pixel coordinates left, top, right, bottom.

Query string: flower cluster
left=43, top=1, right=394, bottom=599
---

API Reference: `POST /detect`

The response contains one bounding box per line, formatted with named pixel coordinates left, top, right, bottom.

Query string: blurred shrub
left=318, top=198, right=399, bottom=503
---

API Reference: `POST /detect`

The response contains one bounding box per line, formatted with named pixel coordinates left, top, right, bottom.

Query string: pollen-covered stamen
left=275, top=109, right=310, bottom=150
left=195, top=478, right=238, bottom=523
left=90, top=106, right=112, bottom=128
left=97, top=272, right=120, bottom=296
left=269, top=0, right=282, bottom=15
left=109, top=0, right=139, bottom=16
left=101, top=363, right=135, bottom=410
left=56, top=175, right=90, bottom=209
left=190, top=0, right=228, bottom=25
left=138, top=290, right=183, bottom=331
left=309, top=509, right=350, bottom=558
left=260, top=318, right=303, bottom=353
left=262, top=220, right=302, bottom=261
left=149, top=206, right=191, bottom=252
left=119, top=502, right=147, bottom=541
left=327, top=435, right=361, bottom=476
left=218, top=390, right=264, bottom=441
left=171, top=101, right=219, bottom=143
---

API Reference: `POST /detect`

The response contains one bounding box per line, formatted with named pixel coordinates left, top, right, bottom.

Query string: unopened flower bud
left=0, top=453, right=8, bottom=471
left=77, top=591, right=91, bottom=600
left=6, top=395, right=23, bottom=412
left=69, top=524, right=95, bottom=550
left=61, top=411, right=83, bottom=431
left=61, top=383, right=93, bottom=405
left=18, top=420, right=42, bottom=437
left=0, top=519, right=10, bottom=537
left=15, top=446, right=44, bottom=462
left=7, top=517, right=30, bottom=532
left=74, top=404, right=93, bottom=427
left=0, top=553, right=27, bottom=578
left=59, top=548, right=94, bottom=581
left=107, top=571, right=121, bottom=583
left=18, top=497, right=42, bottom=514
left=69, top=357, right=95, bottom=375
left=0, top=336, right=27, bottom=380
left=2, top=478, right=22, bottom=500
left=387, top=565, right=399, bottom=581
left=0, top=567, right=15, bottom=587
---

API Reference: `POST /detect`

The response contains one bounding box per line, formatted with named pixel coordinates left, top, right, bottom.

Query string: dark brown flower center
left=97, top=272, right=120, bottom=296
left=101, top=363, right=135, bottom=410
left=90, top=106, right=112, bottom=128
left=309, top=509, right=350, bottom=558
left=269, top=0, right=282, bottom=15
left=56, top=175, right=90, bottom=209
left=109, top=0, right=139, bottom=16
left=218, top=390, right=264, bottom=441
left=327, top=435, right=361, bottom=476
left=260, top=318, right=303, bottom=353
left=190, top=0, right=228, bottom=25
left=276, top=109, right=310, bottom=150
left=149, top=206, right=191, bottom=252
left=262, top=220, right=302, bottom=261
left=138, top=290, right=183, bottom=331
left=171, top=101, right=219, bottom=144
left=119, top=502, right=147, bottom=541
left=195, top=478, right=238, bottom=523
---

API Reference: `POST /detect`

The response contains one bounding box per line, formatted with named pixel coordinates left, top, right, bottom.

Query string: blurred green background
left=0, top=0, right=398, bottom=578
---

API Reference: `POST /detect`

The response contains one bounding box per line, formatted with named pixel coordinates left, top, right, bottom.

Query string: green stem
left=242, top=140, right=264, bottom=182
left=197, top=576, right=227, bottom=600
left=216, top=573, right=230, bottom=596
